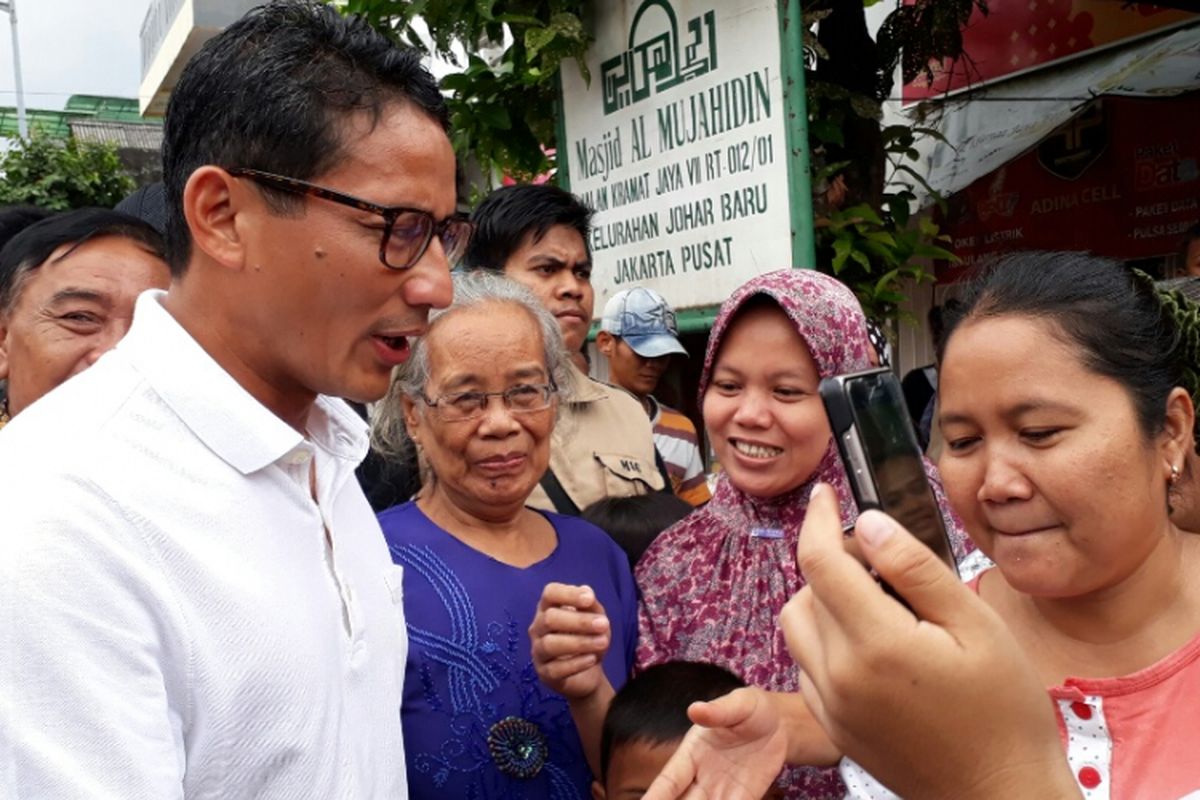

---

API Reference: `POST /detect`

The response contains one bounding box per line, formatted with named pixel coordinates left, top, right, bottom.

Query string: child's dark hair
left=599, top=661, right=745, bottom=783
left=941, top=251, right=1195, bottom=449
left=582, top=493, right=693, bottom=568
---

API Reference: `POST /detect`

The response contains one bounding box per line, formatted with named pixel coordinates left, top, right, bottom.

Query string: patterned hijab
left=635, top=267, right=964, bottom=680
left=696, top=268, right=875, bottom=531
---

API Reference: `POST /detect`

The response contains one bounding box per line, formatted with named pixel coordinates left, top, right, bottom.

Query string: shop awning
left=887, top=20, right=1200, bottom=205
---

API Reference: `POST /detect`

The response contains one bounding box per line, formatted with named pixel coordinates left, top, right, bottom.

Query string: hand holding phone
left=819, top=368, right=958, bottom=577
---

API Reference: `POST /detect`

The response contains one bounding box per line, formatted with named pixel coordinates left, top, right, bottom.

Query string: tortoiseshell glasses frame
left=227, top=167, right=473, bottom=270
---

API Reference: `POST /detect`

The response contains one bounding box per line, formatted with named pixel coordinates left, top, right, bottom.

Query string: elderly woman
left=0, top=208, right=169, bottom=428
left=372, top=270, right=638, bottom=799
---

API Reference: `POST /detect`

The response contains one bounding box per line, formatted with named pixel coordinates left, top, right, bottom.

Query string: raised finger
left=537, top=653, right=599, bottom=682
left=796, top=485, right=913, bottom=641
left=780, top=586, right=827, bottom=689
left=531, top=631, right=611, bottom=662
left=536, top=582, right=595, bottom=613
left=852, top=510, right=988, bottom=633
left=538, top=606, right=610, bottom=636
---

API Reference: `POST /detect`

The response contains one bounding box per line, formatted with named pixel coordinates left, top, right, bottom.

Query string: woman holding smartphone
left=532, top=269, right=966, bottom=798
left=647, top=252, right=1200, bottom=799
left=842, top=251, right=1200, bottom=798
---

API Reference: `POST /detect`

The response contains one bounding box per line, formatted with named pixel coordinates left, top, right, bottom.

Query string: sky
left=0, top=0, right=150, bottom=112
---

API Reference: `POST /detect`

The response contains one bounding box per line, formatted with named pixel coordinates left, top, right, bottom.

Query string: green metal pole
left=555, top=81, right=571, bottom=192
left=778, top=0, right=817, bottom=270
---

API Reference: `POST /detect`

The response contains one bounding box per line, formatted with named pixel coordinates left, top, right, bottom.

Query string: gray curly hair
left=370, top=268, right=577, bottom=460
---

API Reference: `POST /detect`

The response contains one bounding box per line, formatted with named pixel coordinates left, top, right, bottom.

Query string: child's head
left=594, top=661, right=745, bottom=800
left=581, top=493, right=693, bottom=568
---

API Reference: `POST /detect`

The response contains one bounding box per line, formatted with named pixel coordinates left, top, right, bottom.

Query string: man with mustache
left=465, top=184, right=664, bottom=514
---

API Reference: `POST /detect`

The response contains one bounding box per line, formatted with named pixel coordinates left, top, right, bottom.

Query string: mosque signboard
left=559, top=0, right=797, bottom=314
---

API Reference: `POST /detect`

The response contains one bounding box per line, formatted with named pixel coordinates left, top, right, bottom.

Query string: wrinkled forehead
left=425, top=301, right=548, bottom=369
left=9, top=235, right=168, bottom=309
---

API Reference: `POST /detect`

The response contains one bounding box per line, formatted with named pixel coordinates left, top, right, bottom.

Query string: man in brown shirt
left=464, top=184, right=664, bottom=513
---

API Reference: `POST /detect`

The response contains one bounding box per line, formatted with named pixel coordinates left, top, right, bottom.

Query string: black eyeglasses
left=227, top=167, right=473, bottom=270
left=420, top=383, right=557, bottom=422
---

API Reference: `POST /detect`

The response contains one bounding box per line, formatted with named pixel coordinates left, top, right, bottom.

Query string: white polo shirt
left=0, top=291, right=408, bottom=799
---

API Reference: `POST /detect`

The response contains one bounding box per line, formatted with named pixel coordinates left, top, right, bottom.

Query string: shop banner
left=937, top=94, right=1199, bottom=282
left=902, top=0, right=1195, bottom=104
left=883, top=23, right=1200, bottom=206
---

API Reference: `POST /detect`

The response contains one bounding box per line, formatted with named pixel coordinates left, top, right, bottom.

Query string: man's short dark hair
left=582, top=493, right=692, bottom=568
left=463, top=184, right=593, bottom=272
left=161, top=0, right=449, bottom=277
left=0, top=208, right=165, bottom=313
left=0, top=206, right=53, bottom=253
left=599, top=661, right=745, bottom=783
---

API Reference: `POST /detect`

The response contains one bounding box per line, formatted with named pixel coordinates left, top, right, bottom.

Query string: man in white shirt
left=0, top=3, right=465, bottom=798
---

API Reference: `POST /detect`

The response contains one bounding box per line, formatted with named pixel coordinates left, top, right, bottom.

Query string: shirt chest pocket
left=593, top=452, right=663, bottom=496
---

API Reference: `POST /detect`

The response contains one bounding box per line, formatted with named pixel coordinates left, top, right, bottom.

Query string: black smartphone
left=819, top=367, right=959, bottom=577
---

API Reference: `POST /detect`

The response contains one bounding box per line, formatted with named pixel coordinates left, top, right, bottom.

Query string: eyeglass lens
left=386, top=213, right=471, bottom=269
left=435, top=384, right=553, bottom=420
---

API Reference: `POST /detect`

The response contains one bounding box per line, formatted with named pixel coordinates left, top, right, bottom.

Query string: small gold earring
left=1170, top=464, right=1181, bottom=485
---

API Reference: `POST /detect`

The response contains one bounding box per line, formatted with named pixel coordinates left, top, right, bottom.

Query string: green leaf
left=874, top=268, right=901, bottom=293
left=810, top=118, right=844, bottom=147
left=525, top=26, right=556, bottom=58
left=863, top=230, right=897, bottom=248
left=840, top=203, right=884, bottom=225
left=495, top=13, right=543, bottom=26
left=912, top=243, right=959, bottom=261
left=832, top=238, right=852, bottom=274
left=475, top=103, right=512, bottom=130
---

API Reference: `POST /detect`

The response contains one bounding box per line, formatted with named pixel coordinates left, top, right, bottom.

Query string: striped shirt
left=648, top=397, right=711, bottom=506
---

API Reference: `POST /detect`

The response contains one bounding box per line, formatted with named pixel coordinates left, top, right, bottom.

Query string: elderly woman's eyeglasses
left=420, top=383, right=557, bottom=422
left=227, top=167, right=474, bottom=270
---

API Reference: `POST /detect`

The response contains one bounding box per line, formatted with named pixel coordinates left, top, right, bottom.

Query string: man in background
left=464, top=184, right=665, bottom=514
left=597, top=287, right=709, bottom=506
left=0, top=208, right=169, bottom=428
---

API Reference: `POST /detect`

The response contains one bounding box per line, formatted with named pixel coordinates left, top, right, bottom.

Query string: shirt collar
left=119, top=291, right=368, bottom=475
left=568, top=363, right=609, bottom=403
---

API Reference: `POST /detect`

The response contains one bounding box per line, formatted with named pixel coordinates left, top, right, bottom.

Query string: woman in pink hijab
left=533, top=269, right=965, bottom=798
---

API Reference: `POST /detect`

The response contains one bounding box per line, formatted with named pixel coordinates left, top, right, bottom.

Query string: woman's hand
left=783, top=483, right=1081, bottom=800
left=530, top=582, right=618, bottom=776
left=529, top=582, right=612, bottom=701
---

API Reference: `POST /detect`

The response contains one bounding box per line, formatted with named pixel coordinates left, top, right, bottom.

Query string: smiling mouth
left=732, top=439, right=783, bottom=459
left=993, top=525, right=1057, bottom=537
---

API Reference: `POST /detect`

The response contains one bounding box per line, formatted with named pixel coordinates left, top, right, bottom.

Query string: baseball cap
left=115, top=182, right=167, bottom=235
left=600, top=287, right=688, bottom=358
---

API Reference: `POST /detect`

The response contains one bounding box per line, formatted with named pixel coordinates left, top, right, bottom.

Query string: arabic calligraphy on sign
left=601, top=0, right=717, bottom=115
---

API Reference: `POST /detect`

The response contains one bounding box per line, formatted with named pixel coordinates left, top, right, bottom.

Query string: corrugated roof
left=68, top=119, right=163, bottom=151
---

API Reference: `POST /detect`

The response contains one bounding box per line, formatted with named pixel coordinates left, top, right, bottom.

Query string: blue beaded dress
left=379, top=502, right=637, bottom=799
